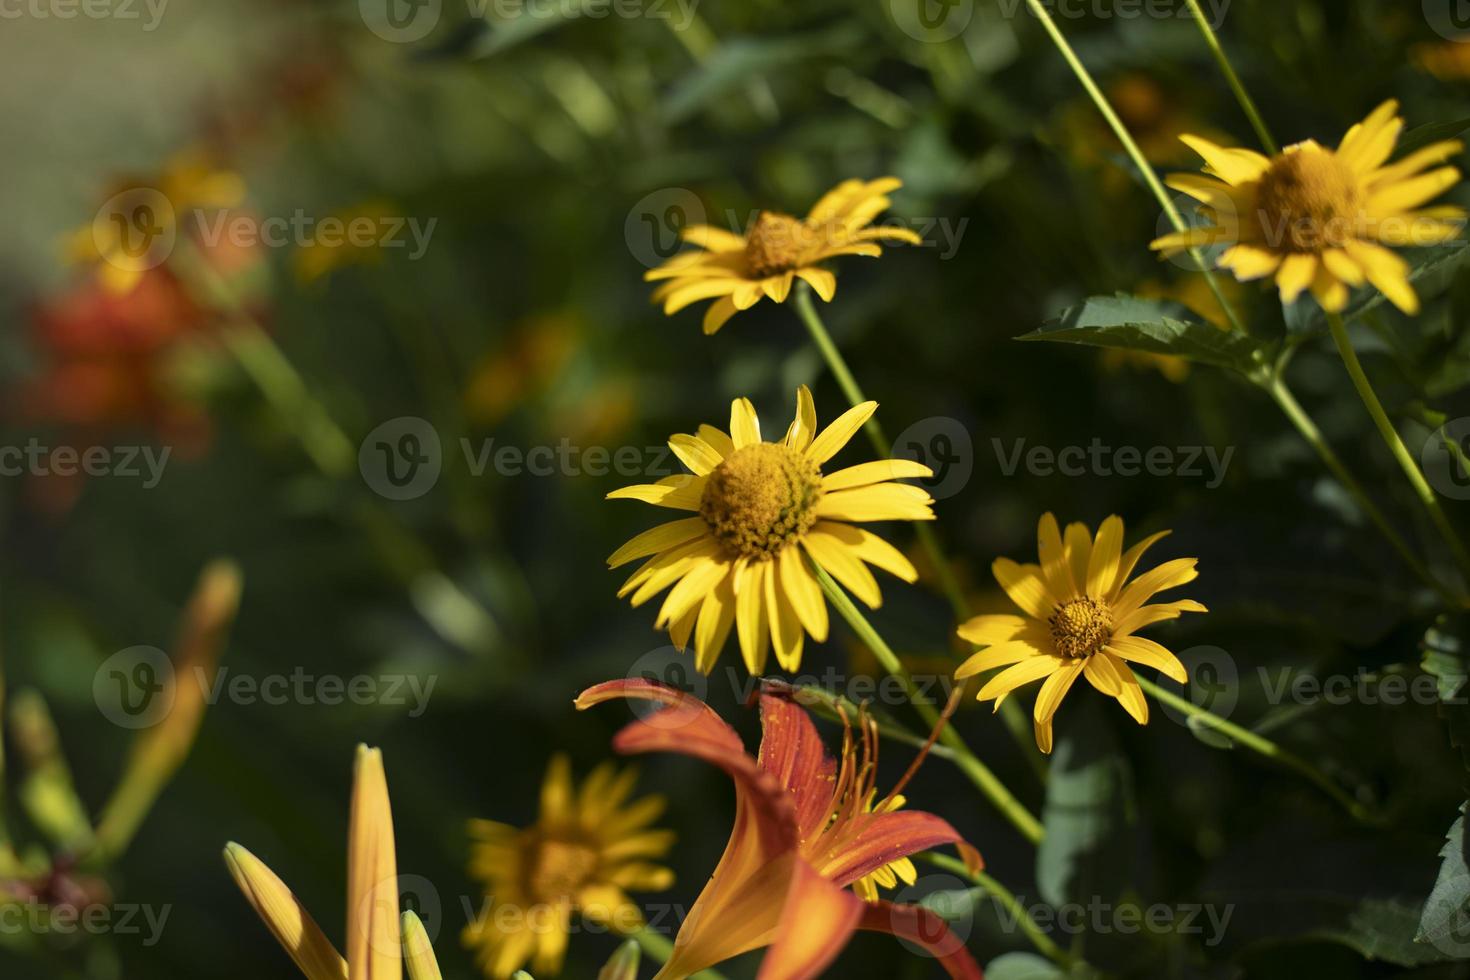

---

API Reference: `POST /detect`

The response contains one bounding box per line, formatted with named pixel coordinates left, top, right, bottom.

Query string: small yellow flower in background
left=1151, top=100, right=1466, bottom=314
left=463, top=754, right=674, bottom=980
left=69, top=148, right=246, bottom=295
left=608, top=386, right=934, bottom=674
left=225, top=746, right=444, bottom=980
left=1413, top=41, right=1470, bottom=82
left=645, top=177, right=922, bottom=334
left=293, top=200, right=396, bottom=284
left=956, top=514, right=1206, bottom=753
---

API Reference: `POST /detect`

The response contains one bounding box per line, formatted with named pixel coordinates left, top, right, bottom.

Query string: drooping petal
left=802, top=534, right=882, bottom=609
left=816, top=810, right=963, bottom=887
left=1107, top=635, right=1189, bottom=684
left=779, top=546, right=829, bottom=642
left=668, top=434, right=725, bottom=475
left=810, top=522, right=918, bottom=582
left=821, top=459, right=933, bottom=492
left=737, top=560, right=772, bottom=675
left=607, top=518, right=710, bottom=569
left=856, top=901, right=983, bottom=980
left=955, top=640, right=1046, bottom=680
left=975, top=655, right=1063, bottom=705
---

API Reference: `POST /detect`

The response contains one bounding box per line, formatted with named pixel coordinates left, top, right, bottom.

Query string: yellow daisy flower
left=463, top=754, right=675, bottom=980
left=645, top=177, right=922, bottom=334
left=607, top=386, right=934, bottom=674
left=955, top=514, right=1206, bottom=754
left=1151, top=100, right=1466, bottom=314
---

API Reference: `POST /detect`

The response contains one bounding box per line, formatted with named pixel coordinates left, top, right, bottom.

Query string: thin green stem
left=791, top=287, right=1042, bottom=767
left=1326, top=312, right=1470, bottom=587
left=1261, top=373, right=1461, bottom=603
left=812, top=561, right=1045, bottom=844
left=1136, top=676, right=1381, bottom=825
left=1021, top=0, right=1246, bottom=335
left=1181, top=0, right=1278, bottom=154
left=632, top=927, right=726, bottom=980
left=919, top=852, right=1078, bottom=970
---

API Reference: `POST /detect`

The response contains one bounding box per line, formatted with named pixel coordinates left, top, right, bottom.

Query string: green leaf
left=1036, top=701, right=1134, bottom=909
left=1021, top=294, right=1265, bottom=374
left=984, top=952, right=1068, bottom=979
left=1313, top=897, right=1456, bottom=966
left=1343, top=243, right=1470, bottom=322
left=1421, top=613, right=1470, bottom=784
left=1418, top=805, right=1470, bottom=960
left=1397, top=118, right=1470, bottom=156
left=661, top=25, right=865, bottom=123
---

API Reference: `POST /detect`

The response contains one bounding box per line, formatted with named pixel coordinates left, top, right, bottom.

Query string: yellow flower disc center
left=700, top=442, right=823, bottom=559
left=745, top=211, right=820, bottom=278
left=527, top=836, right=600, bottom=902
left=1049, top=597, right=1113, bottom=659
left=1254, top=148, right=1363, bottom=252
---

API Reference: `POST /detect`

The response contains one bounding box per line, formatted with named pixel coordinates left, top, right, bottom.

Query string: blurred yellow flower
left=608, top=386, right=933, bottom=674
left=293, top=201, right=395, bottom=284
left=956, top=514, right=1205, bottom=753
left=225, top=746, right=443, bottom=980
left=1413, top=41, right=1470, bottom=81
left=646, top=177, right=921, bottom=334
left=1152, top=101, right=1466, bottom=314
left=69, top=149, right=245, bottom=295
left=463, top=754, right=674, bottom=979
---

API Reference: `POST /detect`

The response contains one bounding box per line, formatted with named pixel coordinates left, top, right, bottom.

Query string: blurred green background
left=5, top=0, right=1470, bottom=977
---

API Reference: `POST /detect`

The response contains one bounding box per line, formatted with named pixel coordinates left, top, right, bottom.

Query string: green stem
left=919, top=852, right=1078, bottom=970
left=1325, top=312, right=1470, bottom=588
left=781, top=682, right=960, bottom=761
left=632, top=927, right=726, bottom=980
left=1135, top=676, right=1381, bottom=825
left=791, top=287, right=1042, bottom=768
left=812, top=562, right=1045, bottom=844
left=1261, top=373, right=1461, bottom=604
left=1020, top=0, right=1246, bottom=335
left=1181, top=0, right=1279, bottom=154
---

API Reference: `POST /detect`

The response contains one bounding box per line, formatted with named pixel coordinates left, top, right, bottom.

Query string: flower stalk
left=811, top=560, right=1045, bottom=843
left=791, top=285, right=1042, bottom=766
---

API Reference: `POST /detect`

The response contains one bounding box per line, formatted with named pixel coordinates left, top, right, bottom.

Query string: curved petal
left=807, top=402, right=878, bottom=465
left=756, top=862, right=865, bottom=980
left=817, top=810, right=964, bottom=888
left=856, top=901, right=983, bottom=979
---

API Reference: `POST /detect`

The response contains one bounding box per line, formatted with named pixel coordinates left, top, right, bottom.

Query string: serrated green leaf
left=1021, top=294, right=1265, bottom=374
left=1418, top=805, right=1470, bottom=961
left=1421, top=614, right=1470, bottom=784
left=1314, top=897, right=1455, bottom=966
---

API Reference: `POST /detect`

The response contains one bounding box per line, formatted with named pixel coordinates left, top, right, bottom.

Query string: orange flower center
left=527, top=836, right=600, bottom=902
left=1254, top=148, right=1363, bottom=252
left=1049, top=597, right=1113, bottom=659
left=744, top=211, right=821, bottom=278
left=699, top=443, right=823, bottom=559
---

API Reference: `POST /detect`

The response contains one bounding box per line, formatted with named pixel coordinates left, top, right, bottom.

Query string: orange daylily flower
left=576, top=679, right=983, bottom=980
